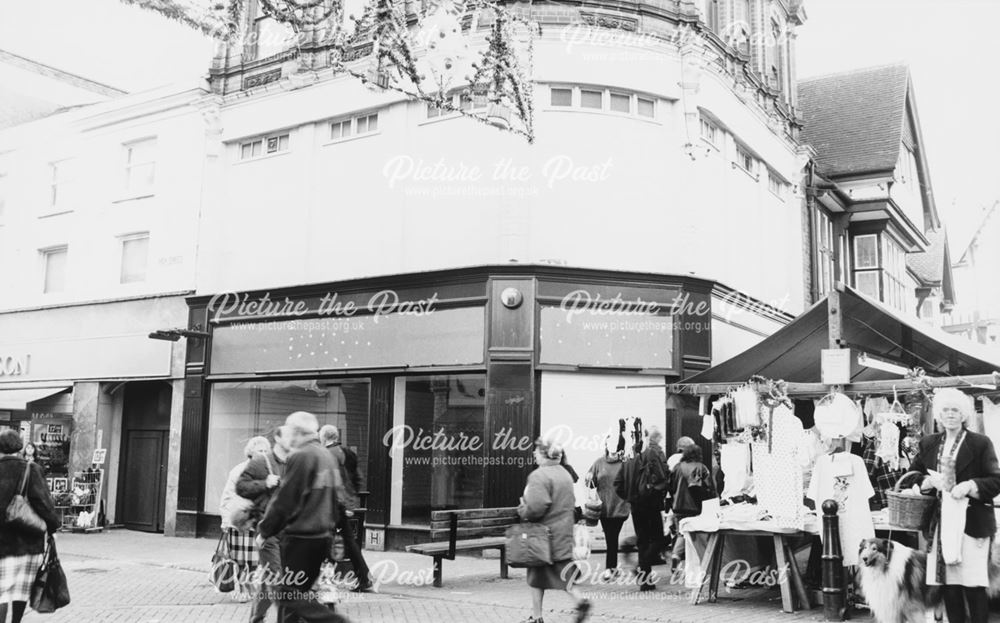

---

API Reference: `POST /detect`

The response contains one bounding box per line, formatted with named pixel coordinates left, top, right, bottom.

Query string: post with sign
left=821, top=286, right=848, bottom=620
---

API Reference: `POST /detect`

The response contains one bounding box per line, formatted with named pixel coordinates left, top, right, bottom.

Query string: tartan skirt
left=0, top=553, right=44, bottom=603
left=226, top=527, right=259, bottom=569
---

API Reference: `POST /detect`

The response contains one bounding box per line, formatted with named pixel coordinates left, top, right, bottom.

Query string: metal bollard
left=821, top=499, right=847, bottom=621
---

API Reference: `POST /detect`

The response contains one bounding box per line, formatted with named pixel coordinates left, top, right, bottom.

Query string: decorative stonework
left=242, top=68, right=282, bottom=90
left=338, top=42, right=375, bottom=63
left=579, top=11, right=638, bottom=32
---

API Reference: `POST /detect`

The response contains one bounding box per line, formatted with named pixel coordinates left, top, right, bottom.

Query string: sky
left=0, top=0, right=996, bottom=252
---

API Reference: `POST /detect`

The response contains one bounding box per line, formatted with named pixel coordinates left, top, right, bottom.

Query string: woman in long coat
left=518, top=437, right=590, bottom=623
left=219, top=435, right=271, bottom=600
left=912, top=388, right=1000, bottom=623
left=0, top=429, right=61, bottom=623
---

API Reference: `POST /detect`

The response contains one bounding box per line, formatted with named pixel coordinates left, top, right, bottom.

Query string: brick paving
left=21, top=531, right=839, bottom=623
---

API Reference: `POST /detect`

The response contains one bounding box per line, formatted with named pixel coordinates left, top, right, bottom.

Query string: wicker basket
left=886, top=471, right=936, bottom=530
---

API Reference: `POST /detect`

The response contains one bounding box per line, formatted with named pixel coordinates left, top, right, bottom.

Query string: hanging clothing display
left=860, top=433, right=904, bottom=509
left=807, top=451, right=875, bottom=567
left=719, top=442, right=751, bottom=499
left=814, top=393, right=863, bottom=443
left=752, top=405, right=806, bottom=530
left=732, top=386, right=760, bottom=430
left=874, top=414, right=901, bottom=470
left=863, top=397, right=890, bottom=424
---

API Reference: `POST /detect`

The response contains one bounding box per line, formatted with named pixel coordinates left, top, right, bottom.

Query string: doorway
left=118, top=382, right=171, bottom=532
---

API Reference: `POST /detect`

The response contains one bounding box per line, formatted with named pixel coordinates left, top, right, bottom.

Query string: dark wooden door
left=121, top=430, right=167, bottom=532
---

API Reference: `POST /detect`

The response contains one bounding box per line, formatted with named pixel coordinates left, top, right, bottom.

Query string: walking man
left=257, top=412, right=350, bottom=623
left=320, top=425, right=373, bottom=592
left=633, top=426, right=668, bottom=591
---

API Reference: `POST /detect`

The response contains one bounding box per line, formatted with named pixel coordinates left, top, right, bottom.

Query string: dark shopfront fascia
left=173, top=265, right=719, bottom=547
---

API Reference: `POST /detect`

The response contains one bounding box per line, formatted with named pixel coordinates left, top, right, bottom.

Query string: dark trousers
left=338, top=513, right=370, bottom=585
left=599, top=517, right=627, bottom=570
left=278, top=535, right=350, bottom=623
left=632, top=505, right=664, bottom=584
left=250, top=536, right=282, bottom=623
left=942, top=586, right=989, bottom=623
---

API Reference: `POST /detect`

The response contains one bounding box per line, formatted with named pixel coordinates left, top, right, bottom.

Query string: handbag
left=30, top=534, right=70, bottom=613
left=6, top=463, right=47, bottom=535
left=209, top=532, right=238, bottom=593
left=505, top=522, right=552, bottom=568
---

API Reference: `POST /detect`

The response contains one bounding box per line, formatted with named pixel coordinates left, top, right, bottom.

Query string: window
left=458, top=92, right=487, bottom=112
left=765, top=20, right=783, bottom=92
left=124, top=138, right=156, bottom=196
left=239, top=133, right=289, bottom=160
left=813, top=207, right=835, bottom=298
left=610, top=92, right=631, bottom=113
left=48, top=161, right=65, bottom=208
left=854, top=235, right=878, bottom=269
left=120, top=234, right=150, bottom=284
left=41, top=246, right=67, bottom=294
left=580, top=89, right=603, bottom=109
left=855, top=271, right=880, bottom=300
left=330, top=120, right=352, bottom=139
left=768, top=170, right=785, bottom=198
left=637, top=97, right=655, bottom=118
left=706, top=0, right=720, bottom=33
left=426, top=102, right=443, bottom=118
left=331, top=112, right=379, bottom=140
left=735, top=144, right=756, bottom=175
left=700, top=116, right=719, bottom=146
left=899, top=144, right=918, bottom=184
left=851, top=233, right=909, bottom=311
left=550, top=88, right=572, bottom=106
left=357, top=113, right=378, bottom=133
left=248, top=0, right=294, bottom=60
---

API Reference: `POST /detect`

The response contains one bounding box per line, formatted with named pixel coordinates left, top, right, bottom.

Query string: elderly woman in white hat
left=910, top=388, right=1000, bottom=623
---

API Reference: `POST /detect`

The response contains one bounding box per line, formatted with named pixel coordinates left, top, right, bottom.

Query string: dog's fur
left=857, top=537, right=1000, bottom=623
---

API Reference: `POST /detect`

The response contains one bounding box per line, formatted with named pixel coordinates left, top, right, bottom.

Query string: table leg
left=773, top=535, right=795, bottom=613
left=784, top=539, right=811, bottom=610
left=708, top=532, right=725, bottom=603
left=689, top=533, right=719, bottom=606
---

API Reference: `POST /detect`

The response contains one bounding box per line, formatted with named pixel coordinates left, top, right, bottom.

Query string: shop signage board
left=0, top=355, right=29, bottom=376
left=821, top=348, right=852, bottom=385
left=92, top=449, right=107, bottom=465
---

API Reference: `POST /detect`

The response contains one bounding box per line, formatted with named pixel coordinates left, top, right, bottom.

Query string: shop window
left=41, top=246, right=67, bottom=294
left=538, top=305, right=676, bottom=370
left=120, top=233, right=150, bottom=284
left=124, top=138, right=156, bottom=196
left=399, top=374, right=486, bottom=524
left=203, top=379, right=371, bottom=515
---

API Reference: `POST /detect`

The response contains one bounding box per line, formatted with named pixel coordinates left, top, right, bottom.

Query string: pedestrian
left=518, top=436, right=591, bottom=623
left=584, top=443, right=630, bottom=580
left=237, top=426, right=291, bottom=623
left=911, top=388, right=1000, bottom=623
left=257, top=412, right=350, bottom=623
left=220, top=435, right=271, bottom=600
left=667, top=442, right=716, bottom=571
left=0, top=429, right=61, bottom=623
left=320, top=425, right=372, bottom=592
left=632, top=426, right=668, bottom=591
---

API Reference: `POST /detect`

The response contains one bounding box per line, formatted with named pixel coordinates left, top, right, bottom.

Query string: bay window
left=851, top=232, right=910, bottom=312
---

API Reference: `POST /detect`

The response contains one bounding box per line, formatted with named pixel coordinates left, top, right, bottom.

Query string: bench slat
left=407, top=536, right=507, bottom=555
left=429, top=516, right=519, bottom=531
left=429, top=526, right=512, bottom=541
left=430, top=507, right=518, bottom=521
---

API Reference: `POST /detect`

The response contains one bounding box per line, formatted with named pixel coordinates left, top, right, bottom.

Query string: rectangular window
left=700, top=116, right=719, bottom=145
left=610, top=92, right=631, bottom=113
left=550, top=87, right=572, bottom=107
left=472, top=91, right=488, bottom=110
left=120, top=234, right=150, bottom=284
left=735, top=145, right=756, bottom=174
left=204, top=379, right=371, bottom=515
left=637, top=97, right=655, bottom=118
left=706, top=0, right=720, bottom=33
left=812, top=207, right=835, bottom=298
left=768, top=170, right=785, bottom=197
left=855, top=270, right=880, bottom=300
left=48, top=161, right=64, bottom=207
left=124, top=138, right=156, bottom=196
left=42, top=246, right=67, bottom=294
left=853, top=234, right=879, bottom=269
left=427, top=102, right=443, bottom=118
left=240, top=133, right=288, bottom=160
left=580, top=89, right=603, bottom=109
left=356, top=113, right=378, bottom=134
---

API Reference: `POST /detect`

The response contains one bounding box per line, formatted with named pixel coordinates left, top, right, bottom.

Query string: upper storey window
left=246, top=0, right=295, bottom=61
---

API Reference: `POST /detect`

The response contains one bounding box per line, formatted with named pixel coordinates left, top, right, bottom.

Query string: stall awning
left=0, top=386, right=71, bottom=410
left=686, top=286, right=1000, bottom=384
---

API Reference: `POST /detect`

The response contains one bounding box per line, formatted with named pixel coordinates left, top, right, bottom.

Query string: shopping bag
left=7, top=464, right=46, bottom=536
left=573, top=523, right=591, bottom=561
left=30, top=535, right=70, bottom=613
left=505, top=523, right=552, bottom=568
left=209, top=532, right=238, bottom=593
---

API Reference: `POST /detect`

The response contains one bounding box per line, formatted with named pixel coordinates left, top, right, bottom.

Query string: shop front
left=0, top=295, right=188, bottom=533
left=176, top=265, right=778, bottom=547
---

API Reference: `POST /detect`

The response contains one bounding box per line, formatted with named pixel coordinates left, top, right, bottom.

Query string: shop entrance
left=118, top=382, right=171, bottom=533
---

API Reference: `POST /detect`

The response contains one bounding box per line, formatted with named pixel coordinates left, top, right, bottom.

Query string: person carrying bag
left=29, top=535, right=70, bottom=613
left=0, top=429, right=62, bottom=623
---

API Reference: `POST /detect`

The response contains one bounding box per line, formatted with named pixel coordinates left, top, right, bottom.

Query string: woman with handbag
left=668, top=443, right=715, bottom=572
left=911, top=388, right=1000, bottom=623
left=518, top=436, right=591, bottom=623
left=584, top=441, right=630, bottom=580
left=0, top=429, right=61, bottom=623
left=219, top=436, right=271, bottom=601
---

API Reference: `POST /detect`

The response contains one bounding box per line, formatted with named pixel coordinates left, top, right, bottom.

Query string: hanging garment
left=860, top=433, right=904, bottom=509
left=864, top=397, right=890, bottom=424
left=875, top=414, right=901, bottom=470
left=719, top=442, right=751, bottom=499
left=752, top=405, right=806, bottom=530
left=982, top=397, right=1000, bottom=457
left=700, top=414, right=715, bottom=441
left=807, top=451, right=875, bottom=566
left=814, top=393, right=863, bottom=443
left=940, top=495, right=969, bottom=565
left=732, top=386, right=759, bottom=430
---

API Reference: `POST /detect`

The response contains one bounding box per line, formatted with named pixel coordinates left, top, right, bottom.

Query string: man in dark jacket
left=320, top=425, right=372, bottom=592
left=238, top=426, right=291, bottom=623
left=257, top=412, right=349, bottom=623
left=633, top=426, right=669, bottom=591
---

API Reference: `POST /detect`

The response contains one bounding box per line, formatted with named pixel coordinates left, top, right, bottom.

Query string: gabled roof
left=798, top=64, right=910, bottom=179
left=0, top=49, right=126, bottom=98
left=0, top=84, right=61, bottom=130
left=908, top=227, right=947, bottom=284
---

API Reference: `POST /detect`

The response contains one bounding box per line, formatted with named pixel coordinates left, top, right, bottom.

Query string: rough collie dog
left=857, top=538, right=941, bottom=623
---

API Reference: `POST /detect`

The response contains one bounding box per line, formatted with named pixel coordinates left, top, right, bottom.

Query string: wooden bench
left=405, top=507, right=519, bottom=587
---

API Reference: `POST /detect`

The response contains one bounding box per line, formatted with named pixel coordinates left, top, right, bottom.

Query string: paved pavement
left=21, top=530, right=839, bottom=623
